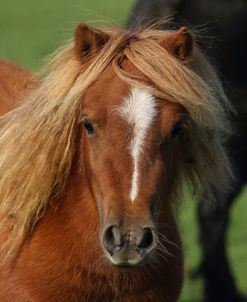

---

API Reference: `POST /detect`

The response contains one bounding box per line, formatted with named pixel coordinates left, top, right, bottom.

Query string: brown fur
left=0, top=23, right=232, bottom=301
left=0, top=60, right=39, bottom=116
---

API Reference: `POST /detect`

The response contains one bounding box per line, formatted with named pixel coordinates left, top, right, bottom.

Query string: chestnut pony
left=0, top=23, right=232, bottom=301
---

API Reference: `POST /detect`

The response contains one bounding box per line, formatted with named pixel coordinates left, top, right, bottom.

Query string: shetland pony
left=0, top=23, right=232, bottom=301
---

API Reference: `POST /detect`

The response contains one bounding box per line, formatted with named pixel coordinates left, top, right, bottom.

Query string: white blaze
left=117, top=87, right=157, bottom=202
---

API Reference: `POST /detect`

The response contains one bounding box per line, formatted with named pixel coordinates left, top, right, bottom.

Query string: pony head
left=74, top=23, right=227, bottom=267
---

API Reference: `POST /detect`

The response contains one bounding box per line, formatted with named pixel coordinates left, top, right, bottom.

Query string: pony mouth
left=108, top=257, right=145, bottom=268
left=112, top=262, right=142, bottom=268
left=104, top=249, right=153, bottom=268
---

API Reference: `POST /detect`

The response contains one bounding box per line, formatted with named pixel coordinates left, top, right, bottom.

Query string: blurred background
left=0, top=1, right=246, bottom=301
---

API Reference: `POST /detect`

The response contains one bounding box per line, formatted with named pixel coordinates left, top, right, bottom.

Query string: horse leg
left=197, top=157, right=246, bottom=302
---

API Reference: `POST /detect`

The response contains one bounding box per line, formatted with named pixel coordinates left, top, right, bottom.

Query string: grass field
left=1, top=1, right=246, bottom=301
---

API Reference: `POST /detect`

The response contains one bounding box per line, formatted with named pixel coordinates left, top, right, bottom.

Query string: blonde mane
left=0, top=26, right=232, bottom=263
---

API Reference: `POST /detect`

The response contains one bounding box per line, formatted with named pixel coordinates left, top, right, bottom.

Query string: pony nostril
left=138, top=228, right=154, bottom=250
left=102, top=226, right=120, bottom=254
left=104, top=226, right=115, bottom=247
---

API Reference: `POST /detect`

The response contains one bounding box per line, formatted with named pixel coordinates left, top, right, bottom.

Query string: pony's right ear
left=75, top=23, right=110, bottom=61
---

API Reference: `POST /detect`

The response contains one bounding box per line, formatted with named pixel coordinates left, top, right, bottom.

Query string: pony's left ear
left=161, top=27, right=194, bottom=63
left=75, top=22, right=110, bottom=61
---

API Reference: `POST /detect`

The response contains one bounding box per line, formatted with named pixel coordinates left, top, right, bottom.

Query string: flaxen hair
left=0, top=25, right=232, bottom=264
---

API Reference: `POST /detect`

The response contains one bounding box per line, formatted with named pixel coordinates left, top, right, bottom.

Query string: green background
left=1, top=1, right=246, bottom=301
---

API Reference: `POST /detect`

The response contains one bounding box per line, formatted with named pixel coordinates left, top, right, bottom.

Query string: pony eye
left=83, top=122, right=95, bottom=136
left=171, top=122, right=182, bottom=138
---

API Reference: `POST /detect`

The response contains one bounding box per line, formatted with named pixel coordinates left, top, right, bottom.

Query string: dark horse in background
left=128, top=1, right=247, bottom=302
